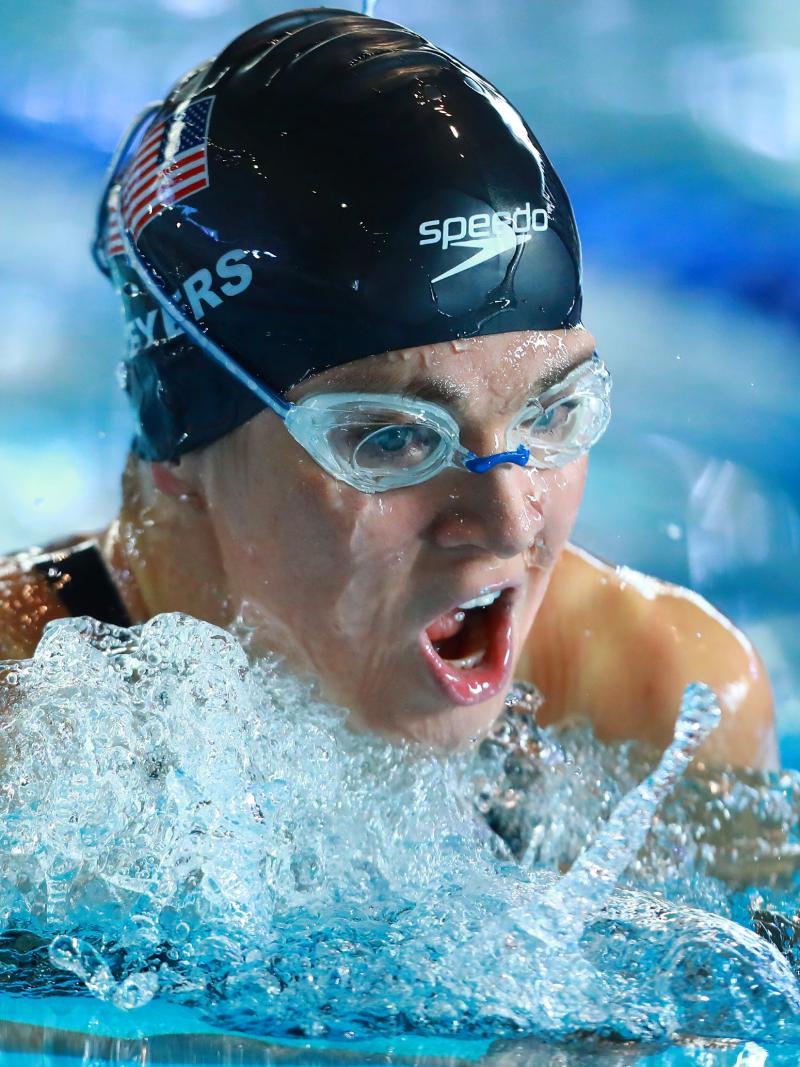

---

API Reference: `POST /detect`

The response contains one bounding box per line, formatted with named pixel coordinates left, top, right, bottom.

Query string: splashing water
left=362, top=0, right=379, bottom=15
left=545, top=682, right=723, bottom=939
left=0, top=614, right=799, bottom=1043
left=477, top=685, right=800, bottom=1038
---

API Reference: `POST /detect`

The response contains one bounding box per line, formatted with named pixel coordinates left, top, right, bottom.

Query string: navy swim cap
left=97, top=7, right=583, bottom=461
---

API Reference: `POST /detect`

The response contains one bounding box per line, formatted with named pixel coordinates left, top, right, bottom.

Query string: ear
left=150, top=461, right=205, bottom=509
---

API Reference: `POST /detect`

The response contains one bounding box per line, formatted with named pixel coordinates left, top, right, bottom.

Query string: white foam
left=0, top=613, right=796, bottom=1042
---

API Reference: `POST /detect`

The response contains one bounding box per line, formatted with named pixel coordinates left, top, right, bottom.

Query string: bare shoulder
left=613, top=561, right=778, bottom=770
left=0, top=547, right=68, bottom=662
left=526, top=544, right=778, bottom=771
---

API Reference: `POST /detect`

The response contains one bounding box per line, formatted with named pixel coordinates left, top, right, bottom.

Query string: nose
left=429, top=464, right=545, bottom=558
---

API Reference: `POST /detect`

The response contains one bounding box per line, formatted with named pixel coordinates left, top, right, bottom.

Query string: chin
left=349, top=689, right=509, bottom=752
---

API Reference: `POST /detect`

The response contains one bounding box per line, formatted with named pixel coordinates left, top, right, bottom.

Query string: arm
left=0, top=555, right=69, bottom=663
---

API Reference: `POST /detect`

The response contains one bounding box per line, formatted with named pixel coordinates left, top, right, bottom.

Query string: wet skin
left=141, top=326, right=592, bottom=750
left=0, top=327, right=779, bottom=767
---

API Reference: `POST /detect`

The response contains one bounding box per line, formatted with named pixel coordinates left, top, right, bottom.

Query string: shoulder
left=613, top=563, right=778, bottom=769
left=0, top=545, right=71, bottom=661
left=527, top=544, right=778, bottom=771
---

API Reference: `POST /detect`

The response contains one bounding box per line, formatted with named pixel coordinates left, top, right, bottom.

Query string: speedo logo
left=418, top=203, right=548, bottom=284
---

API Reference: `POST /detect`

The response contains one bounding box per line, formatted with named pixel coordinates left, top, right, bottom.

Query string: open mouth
left=419, top=588, right=515, bottom=706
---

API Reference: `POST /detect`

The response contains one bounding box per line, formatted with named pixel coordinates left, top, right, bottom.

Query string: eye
left=516, top=397, right=582, bottom=441
left=532, top=402, right=574, bottom=432
left=353, top=423, right=443, bottom=470
left=509, top=392, right=610, bottom=468
left=369, top=426, right=417, bottom=453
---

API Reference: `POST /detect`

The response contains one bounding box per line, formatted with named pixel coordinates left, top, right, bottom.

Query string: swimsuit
left=31, top=538, right=132, bottom=629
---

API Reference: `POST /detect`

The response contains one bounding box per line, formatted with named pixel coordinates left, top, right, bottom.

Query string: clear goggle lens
left=326, top=418, right=449, bottom=474
left=286, top=357, right=611, bottom=492
left=508, top=362, right=611, bottom=467
left=286, top=396, right=461, bottom=490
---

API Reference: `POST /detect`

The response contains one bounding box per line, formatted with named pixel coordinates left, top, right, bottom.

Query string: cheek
left=518, top=459, right=586, bottom=575
left=529, top=457, right=587, bottom=536
left=322, top=492, right=428, bottom=645
left=231, top=459, right=357, bottom=575
left=214, top=450, right=425, bottom=603
left=344, top=490, right=427, bottom=567
left=559, top=455, right=589, bottom=511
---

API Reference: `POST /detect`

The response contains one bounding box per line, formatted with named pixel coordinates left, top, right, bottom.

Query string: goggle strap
left=113, top=186, right=292, bottom=421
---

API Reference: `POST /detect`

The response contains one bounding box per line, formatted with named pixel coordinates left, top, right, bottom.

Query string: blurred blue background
left=1, top=0, right=799, bottom=758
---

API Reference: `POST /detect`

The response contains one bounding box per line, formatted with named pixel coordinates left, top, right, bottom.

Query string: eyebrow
left=400, top=378, right=471, bottom=407
left=398, top=351, right=597, bottom=413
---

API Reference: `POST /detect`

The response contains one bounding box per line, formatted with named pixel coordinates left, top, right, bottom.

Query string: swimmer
left=0, top=8, right=778, bottom=769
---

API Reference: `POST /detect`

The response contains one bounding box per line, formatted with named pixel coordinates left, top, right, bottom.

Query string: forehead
left=290, top=327, right=597, bottom=405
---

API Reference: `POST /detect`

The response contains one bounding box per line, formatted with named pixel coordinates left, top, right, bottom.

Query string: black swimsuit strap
left=32, top=539, right=133, bottom=628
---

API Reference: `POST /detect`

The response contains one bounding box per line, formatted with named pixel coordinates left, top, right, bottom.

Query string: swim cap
left=96, top=7, right=583, bottom=461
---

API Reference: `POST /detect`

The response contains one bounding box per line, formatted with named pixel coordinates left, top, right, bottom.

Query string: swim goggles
left=97, top=110, right=611, bottom=494
left=281, top=358, right=611, bottom=493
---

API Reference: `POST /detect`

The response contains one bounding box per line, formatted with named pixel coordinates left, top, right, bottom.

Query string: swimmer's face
left=190, top=327, right=593, bottom=749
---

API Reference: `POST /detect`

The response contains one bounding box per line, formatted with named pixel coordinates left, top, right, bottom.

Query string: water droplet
left=112, top=970, right=159, bottom=1010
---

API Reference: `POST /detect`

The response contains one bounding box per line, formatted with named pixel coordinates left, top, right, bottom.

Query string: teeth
left=449, top=649, right=486, bottom=669
left=457, top=590, right=502, bottom=611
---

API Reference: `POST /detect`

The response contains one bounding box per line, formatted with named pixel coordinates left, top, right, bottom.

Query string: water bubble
left=1, top=617, right=797, bottom=1041
left=112, top=970, right=159, bottom=1010
left=48, top=935, right=116, bottom=1000
left=674, top=681, right=722, bottom=740
left=534, top=683, right=722, bottom=944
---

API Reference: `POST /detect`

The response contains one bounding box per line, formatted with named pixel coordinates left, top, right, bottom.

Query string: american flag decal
left=105, top=190, right=125, bottom=260
left=115, top=95, right=215, bottom=248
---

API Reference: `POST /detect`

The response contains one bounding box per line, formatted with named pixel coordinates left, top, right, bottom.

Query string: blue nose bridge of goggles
left=464, top=446, right=530, bottom=473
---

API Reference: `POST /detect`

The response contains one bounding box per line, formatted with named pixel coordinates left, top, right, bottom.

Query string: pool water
left=1, top=615, right=800, bottom=1064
